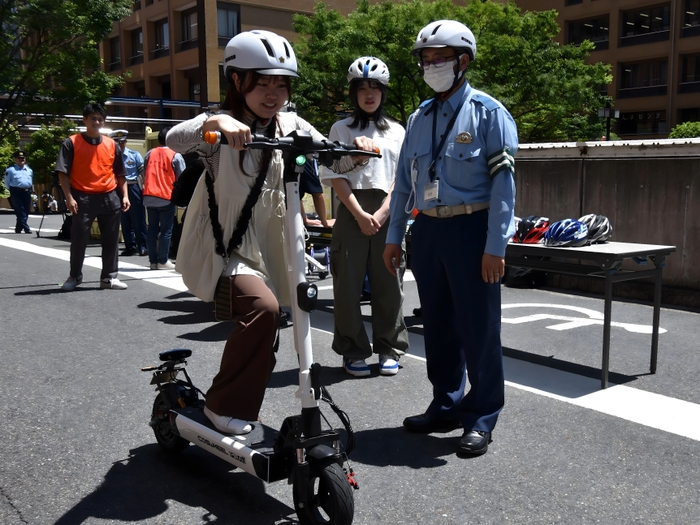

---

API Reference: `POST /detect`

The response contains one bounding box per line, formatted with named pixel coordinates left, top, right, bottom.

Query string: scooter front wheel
left=151, top=393, right=189, bottom=454
left=294, top=462, right=354, bottom=525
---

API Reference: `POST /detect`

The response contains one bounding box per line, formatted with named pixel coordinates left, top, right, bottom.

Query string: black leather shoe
left=458, top=430, right=491, bottom=457
left=121, top=249, right=137, bottom=256
left=139, top=249, right=148, bottom=256
left=403, top=413, right=461, bottom=434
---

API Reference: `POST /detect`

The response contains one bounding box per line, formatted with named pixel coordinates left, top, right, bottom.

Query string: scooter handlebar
left=203, top=130, right=381, bottom=159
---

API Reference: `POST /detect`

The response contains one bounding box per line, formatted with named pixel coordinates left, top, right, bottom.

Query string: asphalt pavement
left=1, top=210, right=699, bottom=525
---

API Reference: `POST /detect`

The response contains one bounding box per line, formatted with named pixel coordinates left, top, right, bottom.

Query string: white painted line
left=2, top=236, right=698, bottom=441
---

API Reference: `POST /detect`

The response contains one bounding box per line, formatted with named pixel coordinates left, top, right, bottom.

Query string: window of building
left=154, top=18, right=170, bottom=59
left=619, top=110, right=667, bottom=135
left=678, top=107, right=700, bottom=123
left=180, top=8, right=198, bottom=51
left=133, top=0, right=141, bottom=11
left=568, top=15, right=610, bottom=50
left=217, top=2, right=240, bottom=46
left=565, top=0, right=583, bottom=5
left=679, top=53, right=700, bottom=93
left=109, top=36, right=121, bottom=71
left=682, top=0, right=700, bottom=37
left=620, top=4, right=670, bottom=46
left=618, top=60, right=668, bottom=98
left=130, top=28, right=144, bottom=65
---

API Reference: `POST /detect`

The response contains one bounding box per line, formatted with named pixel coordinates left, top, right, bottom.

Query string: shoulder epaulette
left=407, top=98, right=435, bottom=133
left=472, top=92, right=501, bottom=112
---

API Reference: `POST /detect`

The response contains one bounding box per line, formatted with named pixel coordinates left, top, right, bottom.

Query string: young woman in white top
left=321, top=56, right=409, bottom=377
left=167, top=32, right=376, bottom=434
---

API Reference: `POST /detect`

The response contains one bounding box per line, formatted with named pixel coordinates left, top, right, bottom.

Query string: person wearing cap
left=55, top=103, right=131, bottom=291
left=110, top=129, right=147, bottom=257
left=383, top=20, right=518, bottom=456
left=321, top=56, right=409, bottom=378
left=4, top=150, right=34, bottom=233
left=167, top=30, right=377, bottom=435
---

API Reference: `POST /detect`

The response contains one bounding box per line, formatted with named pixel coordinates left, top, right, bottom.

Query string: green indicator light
left=295, top=154, right=306, bottom=166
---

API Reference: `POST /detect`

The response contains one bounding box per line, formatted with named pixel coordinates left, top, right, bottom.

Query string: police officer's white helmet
left=347, top=56, right=390, bottom=86
left=412, top=20, right=477, bottom=61
left=223, top=30, right=299, bottom=79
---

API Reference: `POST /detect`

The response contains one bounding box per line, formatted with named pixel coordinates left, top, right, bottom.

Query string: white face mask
left=423, top=59, right=462, bottom=93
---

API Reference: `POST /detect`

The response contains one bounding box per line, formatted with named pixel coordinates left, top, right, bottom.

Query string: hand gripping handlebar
left=203, top=130, right=381, bottom=163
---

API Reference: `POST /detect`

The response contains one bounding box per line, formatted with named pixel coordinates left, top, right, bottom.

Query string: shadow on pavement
left=54, top=444, right=296, bottom=525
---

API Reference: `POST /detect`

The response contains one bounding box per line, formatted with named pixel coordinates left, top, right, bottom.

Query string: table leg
left=602, top=272, right=613, bottom=389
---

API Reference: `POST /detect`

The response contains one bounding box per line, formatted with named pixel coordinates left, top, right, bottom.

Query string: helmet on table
left=347, top=56, right=390, bottom=85
left=578, top=214, right=613, bottom=244
left=543, top=219, right=589, bottom=247
left=412, top=20, right=477, bottom=61
left=513, top=215, right=550, bottom=244
left=224, top=30, right=298, bottom=79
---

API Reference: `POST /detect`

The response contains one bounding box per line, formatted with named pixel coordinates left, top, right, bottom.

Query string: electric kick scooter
left=141, top=129, right=381, bottom=525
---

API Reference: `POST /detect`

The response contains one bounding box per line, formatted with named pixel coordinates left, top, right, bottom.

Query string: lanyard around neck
left=428, top=89, right=469, bottom=182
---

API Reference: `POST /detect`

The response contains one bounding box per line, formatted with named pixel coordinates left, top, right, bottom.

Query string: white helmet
left=224, top=30, right=298, bottom=79
left=412, top=20, right=477, bottom=61
left=347, top=56, right=390, bottom=85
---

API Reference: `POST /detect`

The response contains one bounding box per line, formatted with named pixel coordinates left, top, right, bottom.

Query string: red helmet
left=513, top=215, right=549, bottom=244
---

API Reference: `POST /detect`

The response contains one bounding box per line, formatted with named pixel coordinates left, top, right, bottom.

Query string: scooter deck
left=171, top=403, right=292, bottom=482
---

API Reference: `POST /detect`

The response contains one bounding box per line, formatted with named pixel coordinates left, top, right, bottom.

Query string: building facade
left=514, top=0, right=700, bottom=138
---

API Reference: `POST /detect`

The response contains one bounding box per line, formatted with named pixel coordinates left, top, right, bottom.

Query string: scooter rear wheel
left=294, top=462, right=354, bottom=525
left=152, top=393, right=189, bottom=454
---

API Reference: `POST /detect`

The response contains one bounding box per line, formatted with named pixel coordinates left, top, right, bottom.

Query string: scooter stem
left=283, top=162, right=319, bottom=411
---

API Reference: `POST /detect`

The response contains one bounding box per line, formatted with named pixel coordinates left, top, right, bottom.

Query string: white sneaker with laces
left=343, top=358, right=371, bottom=377
left=203, top=406, right=252, bottom=435
left=100, top=278, right=128, bottom=290
left=379, top=355, right=400, bottom=376
left=61, top=276, right=82, bottom=291
left=157, top=261, right=176, bottom=270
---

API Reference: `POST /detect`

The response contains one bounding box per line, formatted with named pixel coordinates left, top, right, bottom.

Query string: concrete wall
left=514, top=138, right=700, bottom=300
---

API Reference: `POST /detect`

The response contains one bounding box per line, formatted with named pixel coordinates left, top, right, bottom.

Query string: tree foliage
left=292, top=0, right=612, bottom=142
left=668, top=121, right=700, bottom=139
left=25, top=121, right=77, bottom=185
left=0, top=0, right=132, bottom=143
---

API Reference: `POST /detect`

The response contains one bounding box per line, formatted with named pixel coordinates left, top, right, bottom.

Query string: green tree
left=292, top=0, right=612, bottom=142
left=24, top=121, right=77, bottom=185
left=668, top=121, right=700, bottom=139
left=0, top=0, right=132, bottom=143
left=0, top=128, right=21, bottom=197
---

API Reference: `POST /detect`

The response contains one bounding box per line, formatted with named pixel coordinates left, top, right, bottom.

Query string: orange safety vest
left=69, top=134, right=118, bottom=193
left=143, top=147, right=176, bottom=201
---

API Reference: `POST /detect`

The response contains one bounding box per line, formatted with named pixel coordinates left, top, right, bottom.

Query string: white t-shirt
left=321, top=117, right=405, bottom=192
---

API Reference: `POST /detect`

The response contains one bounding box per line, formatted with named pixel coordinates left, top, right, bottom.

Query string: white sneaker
left=157, top=261, right=176, bottom=270
left=203, top=406, right=252, bottom=435
left=61, top=276, right=82, bottom=291
left=379, top=355, right=400, bottom=376
left=343, top=358, right=371, bottom=377
left=100, top=278, right=128, bottom=290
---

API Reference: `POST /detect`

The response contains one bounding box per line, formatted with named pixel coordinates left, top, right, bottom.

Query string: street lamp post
left=598, top=102, right=620, bottom=141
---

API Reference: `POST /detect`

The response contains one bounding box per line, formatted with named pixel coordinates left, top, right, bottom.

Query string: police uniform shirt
left=4, top=162, right=33, bottom=189
left=387, top=80, right=518, bottom=258
left=122, top=147, right=144, bottom=182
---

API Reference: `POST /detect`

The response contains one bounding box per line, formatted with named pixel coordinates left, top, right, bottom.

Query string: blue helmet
left=543, top=219, right=589, bottom=247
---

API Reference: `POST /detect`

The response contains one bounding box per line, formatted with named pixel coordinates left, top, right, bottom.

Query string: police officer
left=383, top=20, right=518, bottom=457
left=111, top=129, right=147, bottom=256
left=4, top=150, right=34, bottom=233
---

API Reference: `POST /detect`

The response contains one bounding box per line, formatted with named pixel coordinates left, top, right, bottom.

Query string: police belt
left=10, top=187, right=31, bottom=192
left=421, top=202, right=490, bottom=218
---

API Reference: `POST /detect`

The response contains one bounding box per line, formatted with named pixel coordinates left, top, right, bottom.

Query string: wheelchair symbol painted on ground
left=501, top=303, right=667, bottom=334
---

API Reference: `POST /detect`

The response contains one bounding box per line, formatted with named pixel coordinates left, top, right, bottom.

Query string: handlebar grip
left=204, top=131, right=223, bottom=145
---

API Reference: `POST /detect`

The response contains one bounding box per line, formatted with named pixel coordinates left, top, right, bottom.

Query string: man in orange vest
left=143, top=127, right=184, bottom=270
left=55, top=103, right=131, bottom=291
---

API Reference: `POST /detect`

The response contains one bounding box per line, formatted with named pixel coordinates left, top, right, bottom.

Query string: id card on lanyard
left=424, top=91, right=469, bottom=202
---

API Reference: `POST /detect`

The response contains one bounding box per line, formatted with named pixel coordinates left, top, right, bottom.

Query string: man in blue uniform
left=4, top=150, right=34, bottom=234
left=383, top=20, right=518, bottom=457
left=111, top=130, right=147, bottom=256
